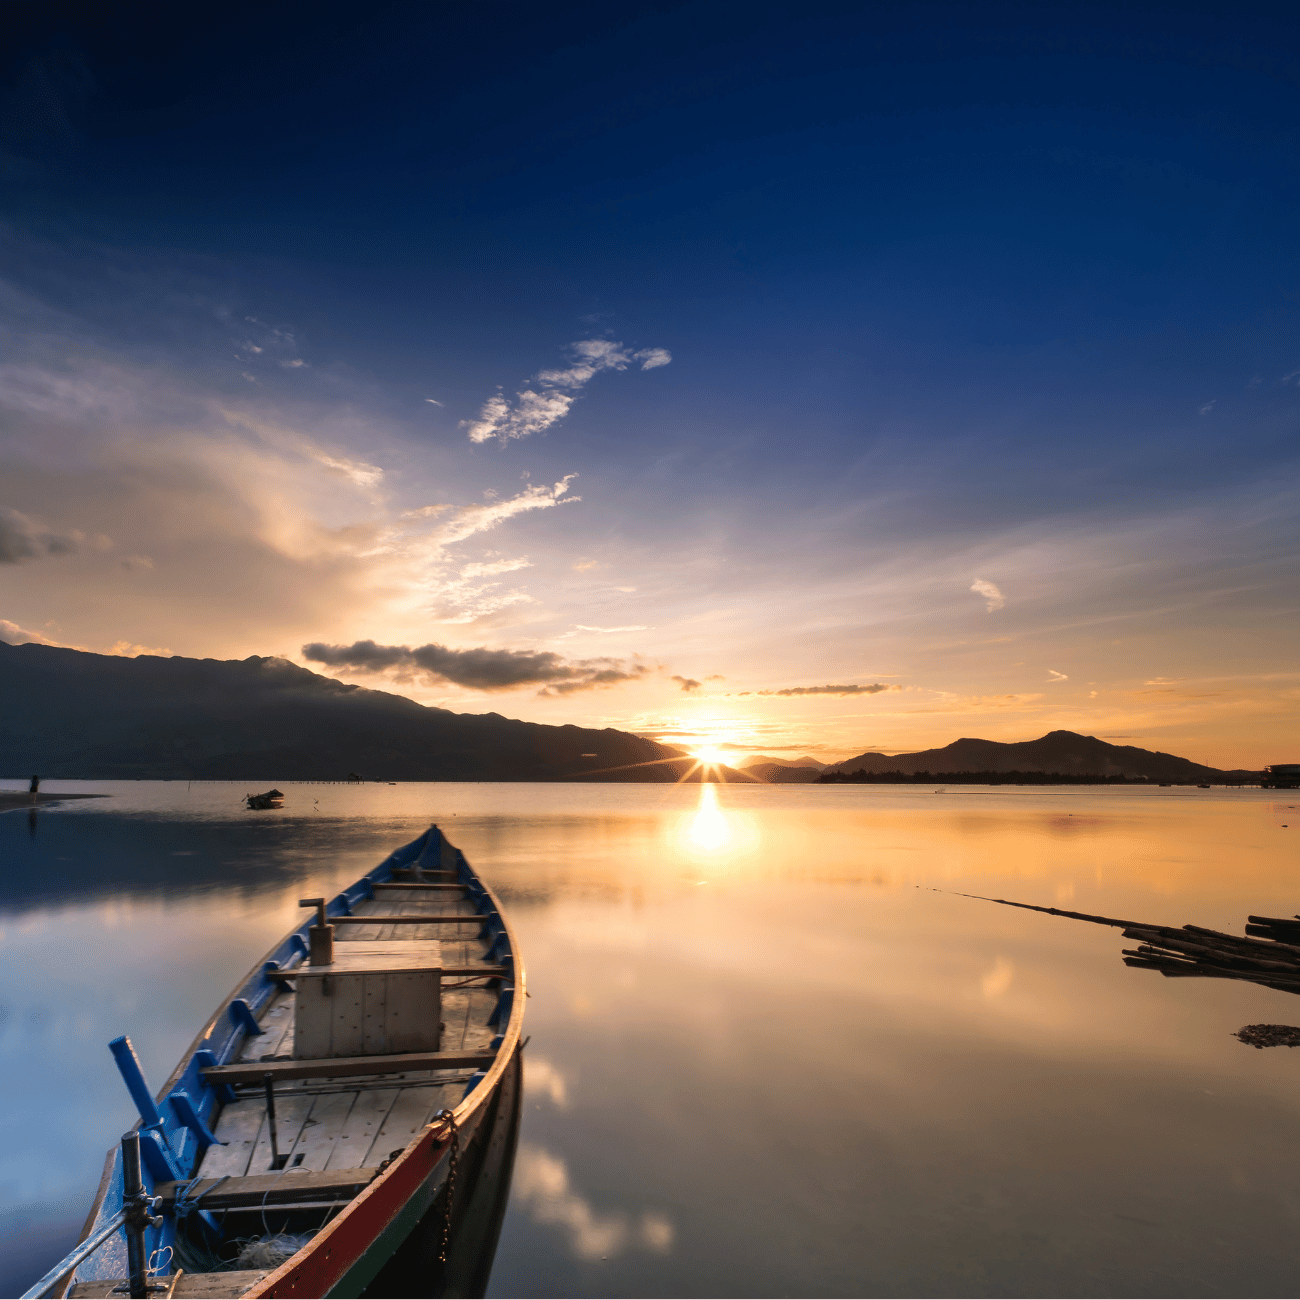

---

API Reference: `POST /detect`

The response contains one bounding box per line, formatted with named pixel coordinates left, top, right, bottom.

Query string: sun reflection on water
left=688, top=783, right=731, bottom=851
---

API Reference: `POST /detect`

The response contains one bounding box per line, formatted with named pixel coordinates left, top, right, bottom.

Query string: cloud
left=672, top=675, right=702, bottom=692
left=759, top=683, right=901, bottom=697
left=0, top=618, right=66, bottom=646
left=524, top=1057, right=569, bottom=1109
left=424, top=398, right=444, bottom=406
left=422, top=476, right=579, bottom=548
left=464, top=338, right=671, bottom=444
left=511, top=1144, right=674, bottom=1260
left=302, top=637, right=650, bottom=694
left=572, top=558, right=599, bottom=571
left=459, top=557, right=531, bottom=578
left=307, top=450, right=383, bottom=490
left=1199, top=400, right=1216, bottom=415
left=1046, top=669, right=1069, bottom=682
left=970, top=578, right=1005, bottom=612
left=0, top=507, right=85, bottom=563
left=0, top=620, right=169, bottom=657
left=576, top=624, right=647, bottom=633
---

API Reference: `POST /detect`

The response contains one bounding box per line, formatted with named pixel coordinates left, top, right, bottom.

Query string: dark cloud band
left=302, top=638, right=649, bottom=695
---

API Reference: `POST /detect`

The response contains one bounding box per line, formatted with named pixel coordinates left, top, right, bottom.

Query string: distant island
left=816, top=730, right=1263, bottom=785
left=0, top=643, right=740, bottom=783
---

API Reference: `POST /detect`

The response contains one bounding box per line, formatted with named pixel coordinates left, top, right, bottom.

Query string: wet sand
left=0, top=792, right=108, bottom=811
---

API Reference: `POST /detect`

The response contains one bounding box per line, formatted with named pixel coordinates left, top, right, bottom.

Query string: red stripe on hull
left=248, top=1118, right=458, bottom=1298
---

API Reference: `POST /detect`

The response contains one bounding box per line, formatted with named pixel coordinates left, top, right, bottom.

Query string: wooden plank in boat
left=322, top=1088, right=400, bottom=1170
left=246, top=1090, right=316, bottom=1176
left=70, top=1271, right=271, bottom=1297
left=332, top=914, right=482, bottom=924
left=286, top=1088, right=361, bottom=1171
left=204, top=1049, right=497, bottom=1085
left=198, top=1101, right=267, bottom=1178
left=239, top=997, right=294, bottom=1060
left=307, top=939, right=443, bottom=972
left=265, top=964, right=507, bottom=982
left=155, top=1168, right=377, bottom=1209
left=372, top=882, right=465, bottom=892
left=360, top=1084, right=442, bottom=1166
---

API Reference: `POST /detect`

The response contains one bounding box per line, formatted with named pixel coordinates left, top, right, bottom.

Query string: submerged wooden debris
left=1234, top=1024, right=1300, bottom=1049
left=950, top=891, right=1300, bottom=1048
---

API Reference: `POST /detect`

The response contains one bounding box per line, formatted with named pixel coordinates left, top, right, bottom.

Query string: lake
left=1, top=780, right=1297, bottom=1297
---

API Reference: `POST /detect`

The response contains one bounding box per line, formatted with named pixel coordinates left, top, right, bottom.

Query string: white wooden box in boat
left=293, top=939, right=443, bottom=1059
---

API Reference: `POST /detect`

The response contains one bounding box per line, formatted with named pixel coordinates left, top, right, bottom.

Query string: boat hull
left=51, top=825, right=524, bottom=1300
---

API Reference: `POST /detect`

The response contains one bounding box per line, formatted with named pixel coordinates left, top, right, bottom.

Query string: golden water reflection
left=5, top=783, right=1300, bottom=1298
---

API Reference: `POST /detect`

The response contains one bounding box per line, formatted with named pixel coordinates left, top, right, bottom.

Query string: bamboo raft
left=956, top=891, right=1300, bottom=1047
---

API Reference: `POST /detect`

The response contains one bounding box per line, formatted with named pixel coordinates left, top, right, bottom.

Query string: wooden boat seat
left=203, top=1048, right=497, bottom=1085
left=265, top=964, right=508, bottom=983
left=69, top=1272, right=270, bottom=1297
left=154, top=1168, right=379, bottom=1210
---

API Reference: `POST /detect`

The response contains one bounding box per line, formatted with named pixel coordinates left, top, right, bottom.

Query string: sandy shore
left=0, top=792, right=109, bottom=811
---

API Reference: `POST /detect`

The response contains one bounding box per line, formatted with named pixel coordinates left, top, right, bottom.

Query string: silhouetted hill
left=739, top=753, right=827, bottom=770
left=825, top=730, right=1256, bottom=782
left=0, top=643, right=741, bottom=782
left=748, top=764, right=823, bottom=783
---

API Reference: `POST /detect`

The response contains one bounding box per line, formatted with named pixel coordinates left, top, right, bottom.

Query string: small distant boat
left=28, top=825, right=524, bottom=1299
left=1197, top=783, right=1211, bottom=789
left=246, top=789, right=284, bottom=810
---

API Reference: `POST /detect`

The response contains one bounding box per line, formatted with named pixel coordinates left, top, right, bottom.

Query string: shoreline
left=0, top=792, right=109, bottom=811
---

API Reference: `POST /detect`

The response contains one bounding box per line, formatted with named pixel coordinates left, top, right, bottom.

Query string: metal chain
left=435, top=1109, right=460, bottom=1264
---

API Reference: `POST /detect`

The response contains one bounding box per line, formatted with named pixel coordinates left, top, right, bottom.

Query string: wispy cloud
left=1046, top=669, right=1068, bottom=682
left=759, top=683, right=900, bottom=697
left=422, top=476, right=579, bottom=548
left=1199, top=399, right=1216, bottom=415
left=302, top=637, right=650, bottom=695
left=459, top=557, right=532, bottom=578
left=464, top=339, right=671, bottom=444
left=970, top=578, right=1005, bottom=612
left=672, top=675, right=702, bottom=692
left=307, top=450, right=383, bottom=490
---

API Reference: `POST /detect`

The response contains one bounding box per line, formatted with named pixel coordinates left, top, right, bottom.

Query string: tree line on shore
left=817, top=770, right=1225, bottom=785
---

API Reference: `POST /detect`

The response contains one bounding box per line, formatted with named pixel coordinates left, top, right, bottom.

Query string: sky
left=1, top=0, right=1297, bottom=769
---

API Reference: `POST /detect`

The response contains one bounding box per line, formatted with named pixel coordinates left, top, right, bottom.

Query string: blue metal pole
left=109, top=1036, right=163, bottom=1129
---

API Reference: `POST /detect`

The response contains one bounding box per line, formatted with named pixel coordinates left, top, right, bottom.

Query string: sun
left=693, top=745, right=725, bottom=765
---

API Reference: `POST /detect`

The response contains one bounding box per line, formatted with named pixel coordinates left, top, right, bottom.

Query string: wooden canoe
left=28, top=825, right=525, bottom=1299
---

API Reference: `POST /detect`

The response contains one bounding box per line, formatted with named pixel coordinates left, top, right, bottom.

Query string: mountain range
left=1, top=645, right=1258, bottom=784
left=824, top=731, right=1257, bottom=782
left=0, top=643, right=739, bottom=782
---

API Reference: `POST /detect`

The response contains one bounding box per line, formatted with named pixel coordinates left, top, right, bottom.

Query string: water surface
left=2, top=781, right=1297, bottom=1296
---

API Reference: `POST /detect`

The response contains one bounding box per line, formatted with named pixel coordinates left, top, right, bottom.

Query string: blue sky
left=1, top=1, right=1297, bottom=766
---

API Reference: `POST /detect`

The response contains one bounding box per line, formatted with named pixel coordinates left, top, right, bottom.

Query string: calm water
left=2, top=781, right=1298, bottom=1297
